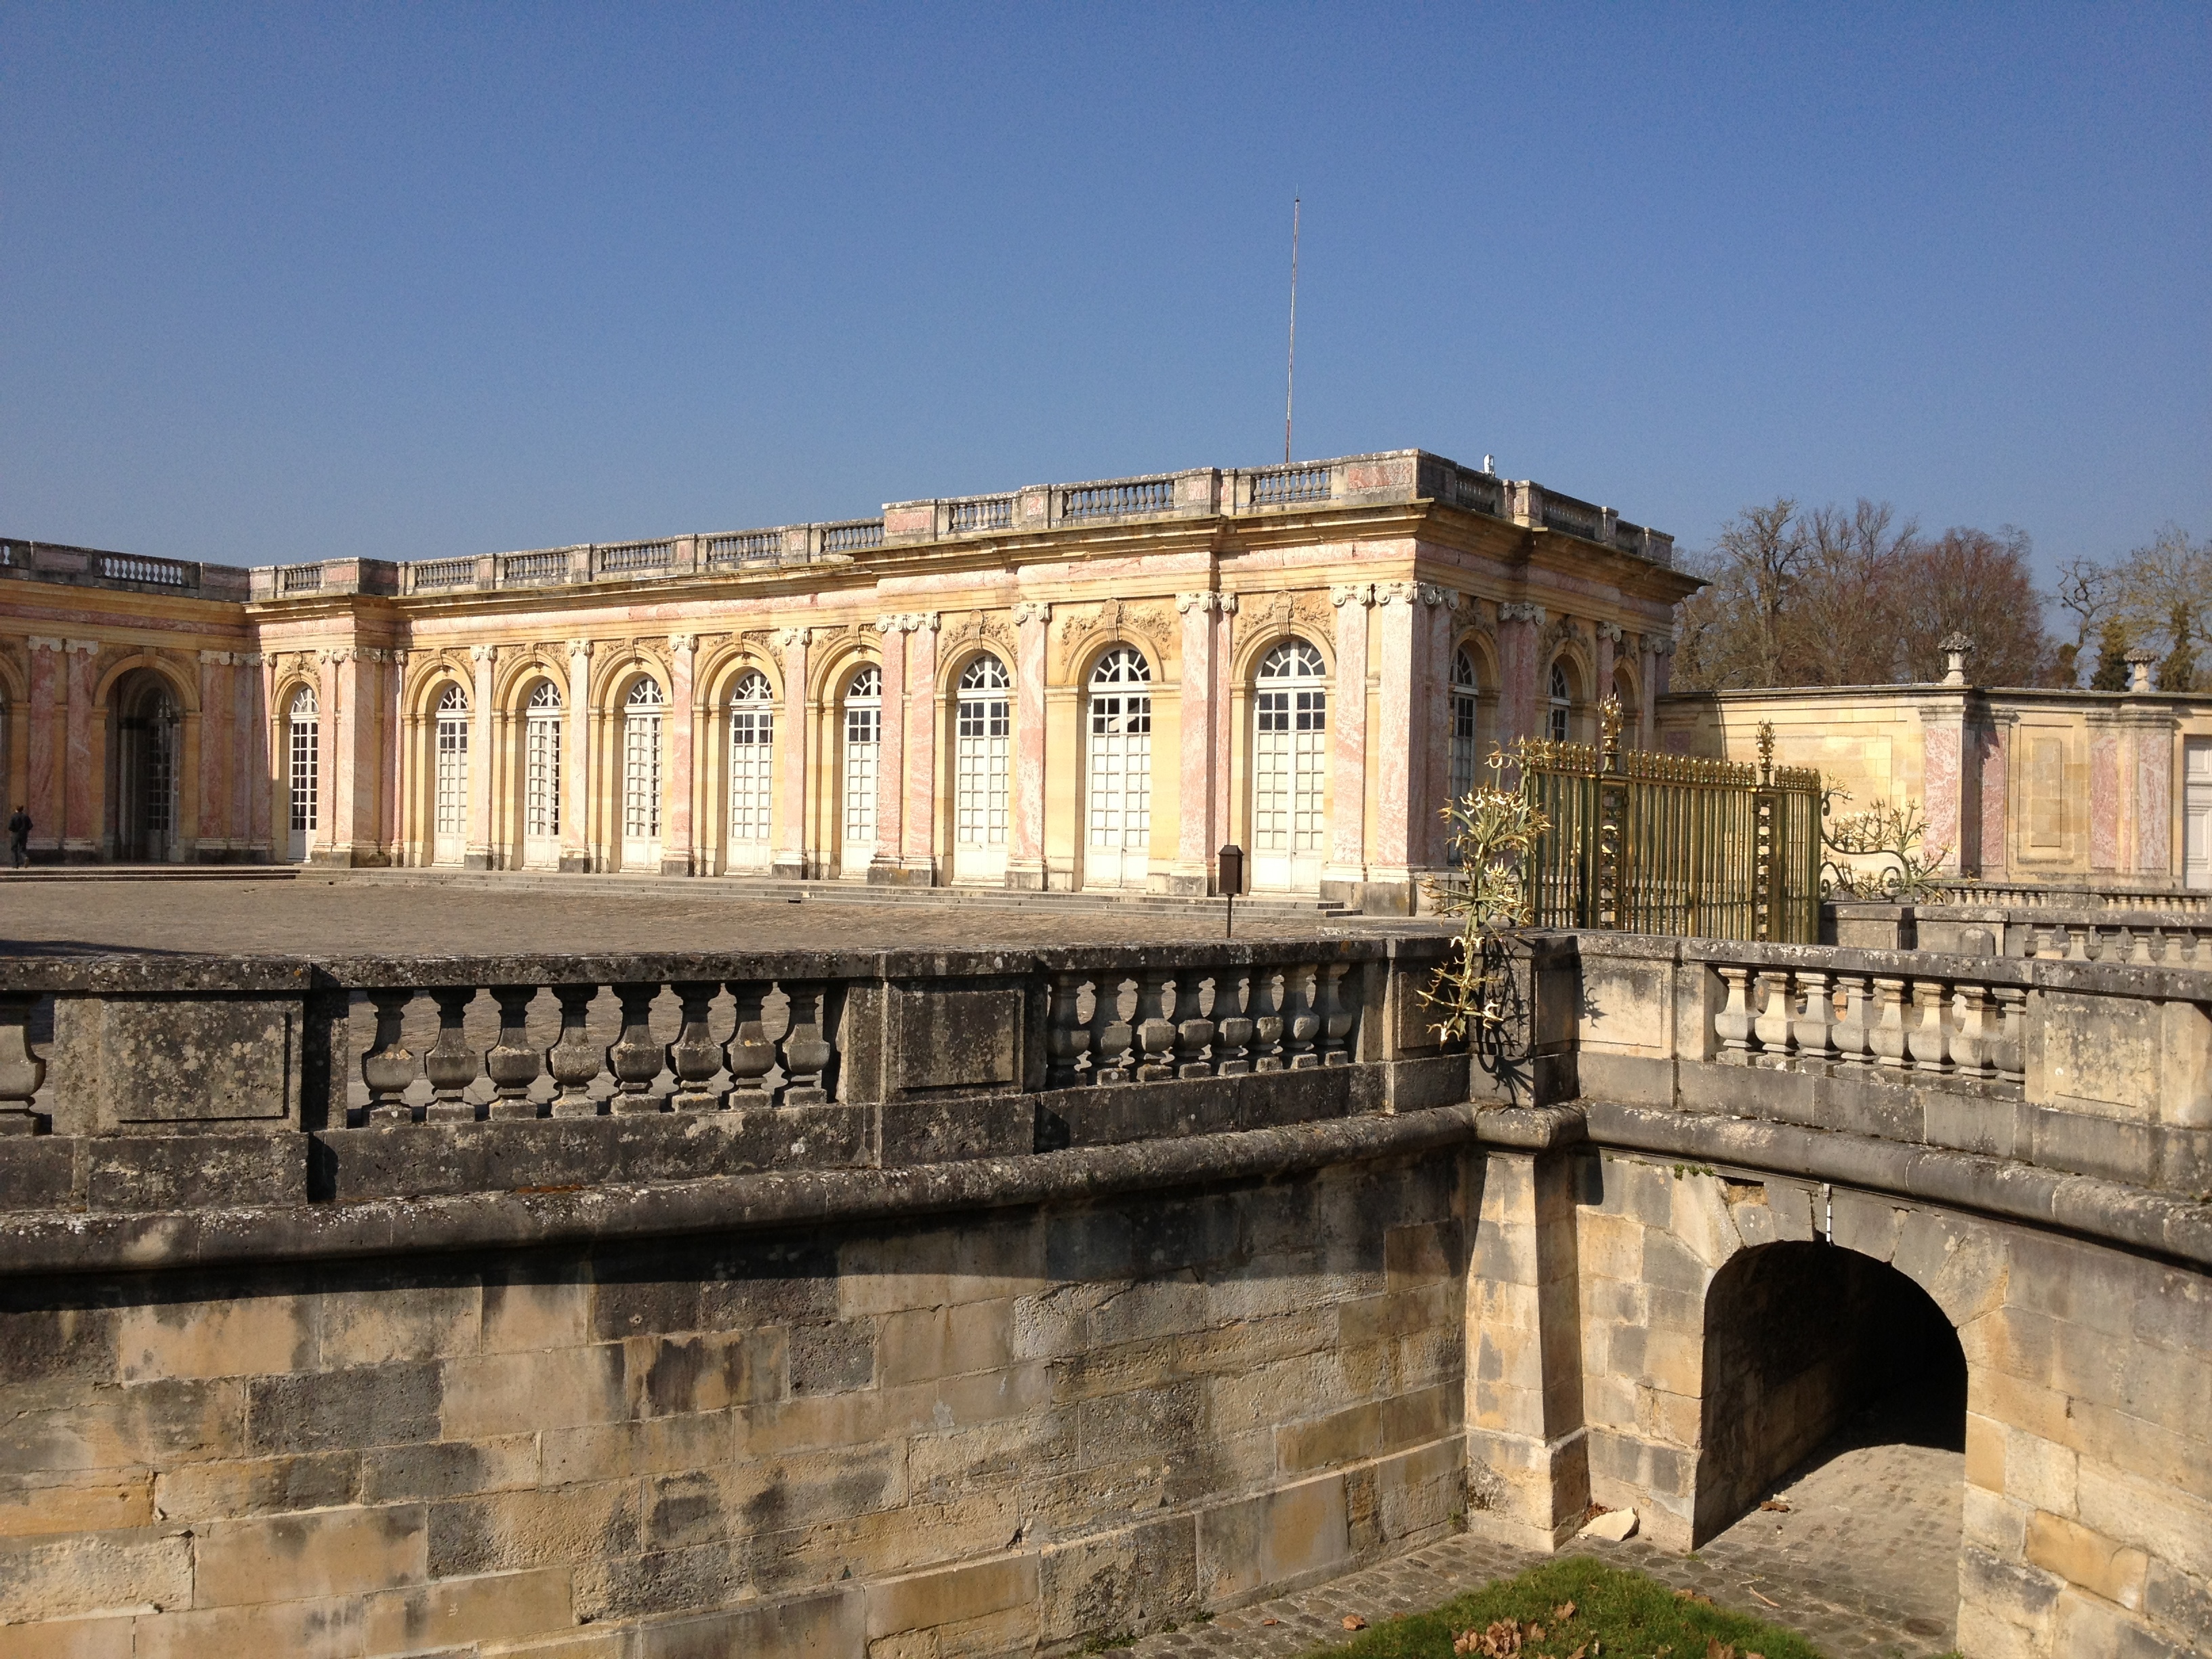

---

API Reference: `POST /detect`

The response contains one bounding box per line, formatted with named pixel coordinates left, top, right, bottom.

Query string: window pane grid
left=289, top=719, right=318, bottom=832
left=435, top=718, right=469, bottom=836
left=526, top=716, right=560, bottom=838
left=729, top=705, right=773, bottom=844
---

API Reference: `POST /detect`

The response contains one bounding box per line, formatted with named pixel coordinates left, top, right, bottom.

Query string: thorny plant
left=1819, top=789, right=1954, bottom=901
left=1419, top=747, right=1551, bottom=1080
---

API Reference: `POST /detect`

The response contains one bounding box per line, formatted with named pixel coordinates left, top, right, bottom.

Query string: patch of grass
left=1302, top=1557, right=1824, bottom=1659
left=1080, top=1635, right=1137, bottom=1654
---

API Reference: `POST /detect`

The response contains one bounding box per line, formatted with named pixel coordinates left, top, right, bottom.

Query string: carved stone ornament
left=1329, top=583, right=1374, bottom=608
left=669, top=633, right=695, bottom=654
left=567, top=638, right=595, bottom=659
left=1595, top=621, right=1625, bottom=644
left=1497, top=602, right=1546, bottom=627
left=1417, top=583, right=1459, bottom=609
left=1240, top=590, right=1332, bottom=643
left=777, top=627, right=812, bottom=651
left=945, top=609, right=1015, bottom=655
left=1176, top=592, right=1223, bottom=614
left=1650, top=634, right=1677, bottom=656
left=1055, top=597, right=1173, bottom=675
left=470, top=644, right=496, bottom=663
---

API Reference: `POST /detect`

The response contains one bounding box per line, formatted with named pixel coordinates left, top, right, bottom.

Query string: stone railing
left=1830, top=897, right=2212, bottom=960
left=1924, top=881, right=2212, bottom=913
left=1565, top=932, right=2212, bottom=1199
left=0, top=937, right=1463, bottom=1211
left=247, top=449, right=1679, bottom=602
left=3, top=537, right=253, bottom=600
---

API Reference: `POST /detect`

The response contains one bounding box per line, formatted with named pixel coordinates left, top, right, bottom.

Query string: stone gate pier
left=0, top=933, right=2203, bottom=1657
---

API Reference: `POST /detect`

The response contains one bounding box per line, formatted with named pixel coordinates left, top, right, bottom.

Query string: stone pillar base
left=659, top=853, right=695, bottom=878
left=1464, top=1426, right=1592, bottom=1551
left=558, top=852, right=592, bottom=874
left=1166, top=867, right=1210, bottom=897
left=62, top=843, right=98, bottom=864
left=464, top=851, right=494, bottom=872
left=1004, top=861, right=1046, bottom=892
left=866, top=859, right=926, bottom=886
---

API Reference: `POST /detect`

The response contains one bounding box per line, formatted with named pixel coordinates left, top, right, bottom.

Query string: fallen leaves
left=1757, top=1500, right=1791, bottom=1513
left=1341, top=1616, right=1368, bottom=1631
left=1552, top=1602, right=1576, bottom=1622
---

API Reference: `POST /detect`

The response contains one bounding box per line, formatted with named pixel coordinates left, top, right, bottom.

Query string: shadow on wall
left=1694, top=1239, right=1965, bottom=1546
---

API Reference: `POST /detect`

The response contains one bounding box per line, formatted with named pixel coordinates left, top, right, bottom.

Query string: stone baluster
left=1133, top=970, right=1176, bottom=1082
left=2064, top=928, right=2089, bottom=961
left=1991, top=985, right=2028, bottom=1085
left=1284, top=964, right=1321, bottom=1069
left=1791, top=968, right=1837, bottom=1061
left=362, top=989, right=419, bottom=1126
left=1830, top=974, right=1874, bottom=1067
left=778, top=981, right=838, bottom=1105
left=1213, top=970, right=1253, bottom=1076
left=607, top=984, right=665, bottom=1113
left=1045, top=970, right=1092, bottom=1088
left=1319, top=963, right=1355, bottom=1066
left=1171, top=974, right=1215, bottom=1079
left=1752, top=970, right=1795, bottom=1059
left=1904, top=979, right=1951, bottom=1074
left=2131, top=930, right=2156, bottom=965
left=668, top=981, right=724, bottom=1111
left=1091, top=976, right=1134, bottom=1084
left=2030, top=926, right=2058, bottom=960
left=1869, top=977, right=1911, bottom=1068
left=422, top=987, right=483, bottom=1123
left=724, top=983, right=777, bottom=1110
left=1713, top=966, right=1757, bottom=1055
left=1251, top=967, right=1286, bottom=1073
left=1950, top=983, right=1998, bottom=1080
left=485, top=985, right=543, bottom=1120
left=546, top=985, right=602, bottom=1117
left=0, top=994, right=48, bottom=1135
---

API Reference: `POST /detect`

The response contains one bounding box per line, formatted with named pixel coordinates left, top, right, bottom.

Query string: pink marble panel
left=1178, top=598, right=1218, bottom=874
left=565, top=647, right=592, bottom=861
left=197, top=656, right=227, bottom=846
left=234, top=655, right=259, bottom=850
left=1012, top=611, right=1048, bottom=867
left=2089, top=731, right=2119, bottom=872
left=63, top=645, right=97, bottom=851
left=25, top=644, right=56, bottom=851
left=1371, top=592, right=1416, bottom=872
left=665, top=640, right=696, bottom=870
left=1420, top=595, right=1452, bottom=866
left=1921, top=716, right=1963, bottom=874
left=468, top=649, right=494, bottom=859
left=1328, top=593, right=1369, bottom=872
left=1977, top=722, right=2008, bottom=880
left=774, top=635, right=808, bottom=871
left=902, top=625, right=937, bottom=872
left=2136, top=726, right=2173, bottom=876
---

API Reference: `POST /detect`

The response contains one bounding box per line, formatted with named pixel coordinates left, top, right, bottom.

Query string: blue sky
left=2, top=3, right=2205, bottom=581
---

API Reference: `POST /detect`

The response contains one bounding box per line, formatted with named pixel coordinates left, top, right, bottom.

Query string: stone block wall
left=0, top=1150, right=1473, bottom=1658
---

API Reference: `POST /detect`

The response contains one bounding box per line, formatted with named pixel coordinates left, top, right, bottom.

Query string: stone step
left=0, top=864, right=302, bottom=882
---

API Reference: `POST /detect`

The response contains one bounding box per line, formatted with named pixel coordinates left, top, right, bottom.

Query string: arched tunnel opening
left=1694, top=1240, right=1966, bottom=1549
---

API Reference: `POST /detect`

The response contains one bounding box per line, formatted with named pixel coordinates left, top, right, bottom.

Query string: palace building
left=0, top=449, right=1696, bottom=912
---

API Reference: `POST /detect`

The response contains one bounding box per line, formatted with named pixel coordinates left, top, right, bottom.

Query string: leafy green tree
left=2089, top=619, right=2133, bottom=690
left=2160, top=604, right=2196, bottom=693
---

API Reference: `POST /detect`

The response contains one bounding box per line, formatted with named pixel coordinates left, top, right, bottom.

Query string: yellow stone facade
left=2, top=452, right=1694, bottom=911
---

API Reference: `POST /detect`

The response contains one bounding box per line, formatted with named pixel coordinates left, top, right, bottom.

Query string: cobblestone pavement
left=0, top=873, right=1390, bottom=957
left=1130, top=1426, right=1963, bottom=1659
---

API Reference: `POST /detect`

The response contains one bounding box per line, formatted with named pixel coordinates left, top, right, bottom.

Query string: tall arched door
left=621, top=679, right=664, bottom=872
left=1085, top=646, right=1151, bottom=888
left=726, top=671, right=774, bottom=872
left=1251, top=640, right=1327, bottom=891
left=951, top=654, right=1010, bottom=884
left=840, top=666, right=880, bottom=878
left=286, top=687, right=319, bottom=863
left=522, top=681, right=562, bottom=869
left=432, top=684, right=470, bottom=866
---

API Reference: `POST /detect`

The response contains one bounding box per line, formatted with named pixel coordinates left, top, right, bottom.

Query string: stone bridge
left=0, top=933, right=2203, bottom=1658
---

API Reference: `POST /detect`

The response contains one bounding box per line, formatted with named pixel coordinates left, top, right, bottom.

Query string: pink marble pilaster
left=773, top=630, right=810, bottom=877
left=1593, top=627, right=1618, bottom=712
left=1640, top=640, right=1666, bottom=741
left=1010, top=602, right=1051, bottom=885
left=1174, top=592, right=1223, bottom=890
left=1496, top=605, right=1544, bottom=747
left=1419, top=587, right=1458, bottom=867
left=564, top=642, right=593, bottom=869
left=234, top=653, right=260, bottom=853
left=333, top=653, right=366, bottom=861
left=62, top=640, right=100, bottom=856
left=872, top=616, right=908, bottom=872
left=197, top=652, right=228, bottom=853
left=1977, top=716, right=2009, bottom=880
left=901, top=614, right=939, bottom=878
left=253, top=653, right=276, bottom=853
left=25, top=640, right=58, bottom=853
left=2089, top=725, right=2120, bottom=873
left=1919, top=703, right=1967, bottom=875
left=664, top=635, right=697, bottom=875
left=377, top=652, right=401, bottom=861
left=1370, top=584, right=1418, bottom=878
left=314, top=652, right=342, bottom=860
left=2135, top=718, right=2175, bottom=877
left=1325, top=586, right=1371, bottom=884
left=467, top=646, right=495, bottom=866
left=1212, top=597, right=1236, bottom=875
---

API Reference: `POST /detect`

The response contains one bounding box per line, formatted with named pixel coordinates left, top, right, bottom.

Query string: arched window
left=1449, top=647, right=1480, bottom=805
left=1086, top=647, right=1151, bottom=887
left=433, top=683, right=470, bottom=861
left=954, top=654, right=1011, bottom=874
left=728, top=670, right=775, bottom=857
left=287, top=686, right=319, bottom=861
left=622, top=679, right=663, bottom=859
left=1548, top=661, right=1573, bottom=743
left=842, top=665, right=882, bottom=867
left=525, top=681, right=561, bottom=843
left=1252, top=639, right=1328, bottom=890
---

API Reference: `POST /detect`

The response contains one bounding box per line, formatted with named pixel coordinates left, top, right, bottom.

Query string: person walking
left=8, top=806, right=30, bottom=869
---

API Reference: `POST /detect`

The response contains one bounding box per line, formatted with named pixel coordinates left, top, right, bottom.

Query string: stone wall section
left=0, top=1153, right=1473, bottom=1658
left=1537, top=1149, right=2212, bottom=1659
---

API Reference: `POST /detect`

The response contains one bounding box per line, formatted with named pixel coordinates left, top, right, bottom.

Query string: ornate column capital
left=1175, top=591, right=1222, bottom=615
left=669, top=632, right=695, bottom=654
left=1328, top=583, right=1374, bottom=609
left=62, top=638, right=100, bottom=655
left=1010, top=601, right=1052, bottom=626
left=237, top=651, right=266, bottom=668
left=469, top=644, right=497, bottom=664
left=1595, top=621, right=1624, bottom=644
left=777, top=627, right=812, bottom=650
left=25, top=636, right=62, bottom=653
left=1416, top=583, right=1458, bottom=609
left=903, top=611, right=940, bottom=633
left=1498, top=602, right=1546, bottom=626
left=875, top=612, right=907, bottom=635
left=197, top=650, right=232, bottom=665
left=566, top=638, right=594, bottom=659
left=1372, top=581, right=1418, bottom=607
left=1650, top=634, right=1677, bottom=656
